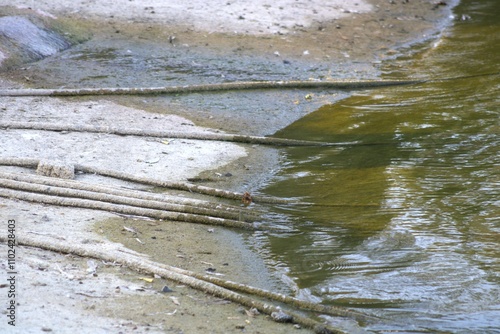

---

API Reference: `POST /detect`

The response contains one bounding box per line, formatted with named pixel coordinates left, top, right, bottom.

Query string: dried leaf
left=245, top=309, right=255, bottom=318
left=123, top=226, right=138, bottom=234
left=166, top=309, right=177, bottom=316
left=145, top=157, right=160, bottom=164
left=169, top=296, right=181, bottom=305
left=86, top=260, right=98, bottom=275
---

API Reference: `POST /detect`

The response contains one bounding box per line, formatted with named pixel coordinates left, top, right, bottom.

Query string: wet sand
left=0, top=0, right=457, bottom=333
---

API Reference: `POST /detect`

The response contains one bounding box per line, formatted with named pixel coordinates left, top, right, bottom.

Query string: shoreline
left=0, top=0, right=458, bottom=332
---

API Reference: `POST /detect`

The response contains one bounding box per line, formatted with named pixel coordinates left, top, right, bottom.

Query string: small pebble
left=271, top=310, right=293, bottom=323
left=161, top=285, right=174, bottom=293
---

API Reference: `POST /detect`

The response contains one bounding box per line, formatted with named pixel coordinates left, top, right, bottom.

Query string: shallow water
left=31, top=34, right=367, bottom=135
left=261, top=0, right=500, bottom=332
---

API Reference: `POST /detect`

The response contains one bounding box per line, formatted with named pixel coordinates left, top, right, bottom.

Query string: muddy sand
left=0, top=1, right=456, bottom=333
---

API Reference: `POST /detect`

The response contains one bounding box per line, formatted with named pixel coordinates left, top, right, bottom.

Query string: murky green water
left=261, top=1, right=500, bottom=332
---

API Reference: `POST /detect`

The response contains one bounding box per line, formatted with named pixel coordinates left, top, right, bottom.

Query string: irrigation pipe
left=1, top=234, right=348, bottom=334
left=0, top=79, right=423, bottom=97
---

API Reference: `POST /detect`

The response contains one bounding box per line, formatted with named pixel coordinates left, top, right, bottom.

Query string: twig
left=75, top=292, right=108, bottom=298
left=26, top=231, right=66, bottom=240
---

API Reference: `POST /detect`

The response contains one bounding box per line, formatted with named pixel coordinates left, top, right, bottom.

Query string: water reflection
left=262, top=0, right=500, bottom=331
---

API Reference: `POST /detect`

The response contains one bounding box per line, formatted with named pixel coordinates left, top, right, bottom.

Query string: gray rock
left=0, top=16, right=71, bottom=66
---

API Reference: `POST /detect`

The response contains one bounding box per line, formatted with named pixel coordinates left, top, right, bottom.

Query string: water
left=261, top=0, right=500, bottom=332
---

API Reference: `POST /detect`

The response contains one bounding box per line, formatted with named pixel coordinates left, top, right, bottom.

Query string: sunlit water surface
left=260, top=1, right=499, bottom=332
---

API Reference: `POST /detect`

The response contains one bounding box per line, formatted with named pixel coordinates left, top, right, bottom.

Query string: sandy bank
left=0, top=0, right=456, bottom=333
left=12, top=0, right=372, bottom=35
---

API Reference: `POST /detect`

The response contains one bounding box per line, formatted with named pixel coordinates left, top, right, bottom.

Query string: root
left=0, top=171, right=258, bottom=222
left=154, top=259, right=377, bottom=323
left=76, top=164, right=295, bottom=204
left=0, top=79, right=422, bottom=97
left=0, top=186, right=259, bottom=230
left=2, top=234, right=349, bottom=334
left=0, top=121, right=342, bottom=147
left=0, top=157, right=295, bottom=204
